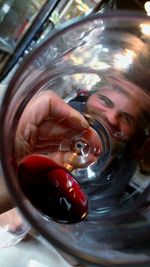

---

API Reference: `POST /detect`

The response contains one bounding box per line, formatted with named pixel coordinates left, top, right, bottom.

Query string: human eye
left=121, top=112, right=134, bottom=126
left=97, top=95, right=114, bottom=108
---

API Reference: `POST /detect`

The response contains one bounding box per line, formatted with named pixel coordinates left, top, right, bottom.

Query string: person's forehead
left=104, top=74, right=147, bottom=100
left=98, top=80, right=144, bottom=101
left=97, top=86, right=132, bottom=99
left=96, top=82, right=149, bottom=115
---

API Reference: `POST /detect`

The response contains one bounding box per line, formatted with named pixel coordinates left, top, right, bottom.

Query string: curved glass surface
left=0, top=12, right=150, bottom=266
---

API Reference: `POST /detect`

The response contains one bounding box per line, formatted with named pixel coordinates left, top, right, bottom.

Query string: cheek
left=119, top=123, right=135, bottom=139
left=87, top=99, right=105, bottom=115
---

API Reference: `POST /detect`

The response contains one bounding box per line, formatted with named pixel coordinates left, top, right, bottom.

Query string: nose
left=105, top=109, right=119, bottom=128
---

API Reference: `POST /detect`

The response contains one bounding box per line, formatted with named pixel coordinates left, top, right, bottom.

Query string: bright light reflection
left=114, top=49, right=136, bottom=70
left=140, top=23, right=150, bottom=35
left=90, top=59, right=110, bottom=70
left=102, top=47, right=109, bottom=53
left=87, top=167, right=96, bottom=179
left=67, top=180, right=72, bottom=188
left=144, top=1, right=150, bottom=15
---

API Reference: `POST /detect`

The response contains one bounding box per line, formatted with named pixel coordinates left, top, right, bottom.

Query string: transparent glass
left=0, top=207, right=30, bottom=248
left=0, top=0, right=47, bottom=73
left=0, top=12, right=150, bottom=266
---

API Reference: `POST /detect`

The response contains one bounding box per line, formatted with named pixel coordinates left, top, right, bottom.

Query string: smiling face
left=86, top=80, right=146, bottom=142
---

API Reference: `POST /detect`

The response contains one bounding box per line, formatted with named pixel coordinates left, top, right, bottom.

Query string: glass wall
left=0, top=0, right=46, bottom=48
left=0, top=0, right=46, bottom=73
left=50, top=0, right=96, bottom=26
left=1, top=0, right=149, bottom=79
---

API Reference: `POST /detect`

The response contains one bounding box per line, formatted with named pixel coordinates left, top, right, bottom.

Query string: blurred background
left=0, top=0, right=150, bottom=83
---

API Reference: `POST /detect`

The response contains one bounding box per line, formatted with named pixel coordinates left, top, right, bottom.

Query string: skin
left=15, top=78, right=149, bottom=170
left=16, top=91, right=88, bottom=159
left=15, top=91, right=100, bottom=168
left=86, top=80, right=148, bottom=142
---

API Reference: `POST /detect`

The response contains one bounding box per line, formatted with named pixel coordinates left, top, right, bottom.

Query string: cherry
left=17, top=154, right=88, bottom=223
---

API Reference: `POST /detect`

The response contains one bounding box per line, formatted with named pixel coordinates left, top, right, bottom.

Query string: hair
left=123, top=44, right=150, bottom=93
left=92, top=70, right=150, bottom=150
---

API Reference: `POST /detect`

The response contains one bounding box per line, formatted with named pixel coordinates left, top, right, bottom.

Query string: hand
left=15, top=90, right=90, bottom=167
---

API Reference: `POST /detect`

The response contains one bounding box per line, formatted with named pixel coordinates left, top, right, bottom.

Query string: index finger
left=19, top=90, right=89, bottom=132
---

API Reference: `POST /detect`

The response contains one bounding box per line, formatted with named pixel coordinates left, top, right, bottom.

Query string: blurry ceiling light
left=77, top=4, right=87, bottom=12
left=102, top=47, right=109, bottom=52
left=2, top=3, right=10, bottom=13
left=140, top=23, right=150, bottom=35
left=75, top=0, right=90, bottom=12
left=114, top=49, right=136, bottom=70
left=144, top=1, right=150, bottom=15
left=92, top=61, right=110, bottom=70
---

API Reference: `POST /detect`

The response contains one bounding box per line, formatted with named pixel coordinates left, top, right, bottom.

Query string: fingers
left=17, top=90, right=89, bottom=134
left=47, top=91, right=89, bottom=130
left=16, top=90, right=89, bottom=161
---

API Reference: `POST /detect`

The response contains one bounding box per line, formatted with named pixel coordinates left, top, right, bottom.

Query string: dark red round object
left=17, top=154, right=88, bottom=223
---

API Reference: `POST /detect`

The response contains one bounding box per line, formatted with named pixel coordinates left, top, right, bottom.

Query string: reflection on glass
left=1, top=13, right=150, bottom=265
left=14, top=71, right=150, bottom=224
left=0, top=0, right=47, bottom=47
left=0, top=0, right=46, bottom=72
left=0, top=208, right=30, bottom=248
